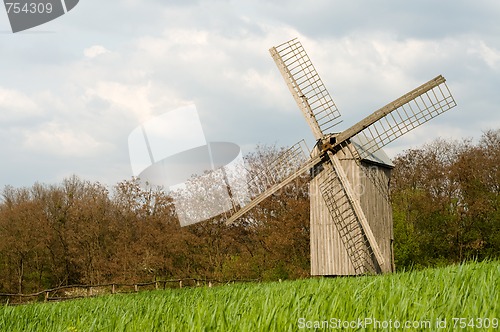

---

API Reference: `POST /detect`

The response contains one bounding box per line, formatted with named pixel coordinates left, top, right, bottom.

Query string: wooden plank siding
left=310, top=142, right=394, bottom=276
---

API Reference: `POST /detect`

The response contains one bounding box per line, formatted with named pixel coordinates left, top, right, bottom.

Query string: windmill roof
left=350, top=135, right=394, bottom=168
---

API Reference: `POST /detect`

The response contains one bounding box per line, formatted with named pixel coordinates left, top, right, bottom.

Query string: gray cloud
left=0, top=0, right=499, bottom=188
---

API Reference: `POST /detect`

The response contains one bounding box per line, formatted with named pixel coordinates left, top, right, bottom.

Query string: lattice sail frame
left=224, top=141, right=321, bottom=225
left=270, top=38, right=342, bottom=139
left=246, top=140, right=310, bottom=197
left=338, top=76, right=456, bottom=159
left=318, top=161, right=377, bottom=274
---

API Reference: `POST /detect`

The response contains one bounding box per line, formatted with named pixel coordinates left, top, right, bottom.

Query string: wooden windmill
left=226, top=38, right=457, bottom=276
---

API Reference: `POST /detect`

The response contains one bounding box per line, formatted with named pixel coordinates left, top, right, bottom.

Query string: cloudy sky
left=1, top=0, right=499, bottom=189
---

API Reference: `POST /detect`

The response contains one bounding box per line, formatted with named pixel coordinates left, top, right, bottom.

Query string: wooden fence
left=0, top=277, right=260, bottom=305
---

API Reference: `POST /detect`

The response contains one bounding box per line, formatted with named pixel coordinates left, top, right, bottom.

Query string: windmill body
left=225, top=38, right=457, bottom=276
left=310, top=136, right=394, bottom=275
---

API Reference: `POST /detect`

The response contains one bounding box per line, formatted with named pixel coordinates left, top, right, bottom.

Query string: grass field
left=1, top=260, right=499, bottom=331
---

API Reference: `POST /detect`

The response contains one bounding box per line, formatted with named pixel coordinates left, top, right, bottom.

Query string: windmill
left=225, top=38, right=457, bottom=276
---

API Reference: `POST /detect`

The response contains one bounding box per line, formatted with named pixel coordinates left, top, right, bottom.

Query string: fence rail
left=0, top=277, right=261, bottom=305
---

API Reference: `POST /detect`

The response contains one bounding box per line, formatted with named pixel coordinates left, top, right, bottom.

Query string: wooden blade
left=225, top=155, right=322, bottom=225
left=270, top=38, right=342, bottom=140
left=336, top=75, right=457, bottom=158
left=320, top=151, right=389, bottom=273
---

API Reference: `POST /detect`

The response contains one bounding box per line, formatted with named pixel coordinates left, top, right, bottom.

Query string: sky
left=1, top=0, right=500, bottom=189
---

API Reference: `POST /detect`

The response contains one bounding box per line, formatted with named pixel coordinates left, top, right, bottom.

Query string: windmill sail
left=270, top=38, right=342, bottom=139
left=317, top=162, right=374, bottom=274
left=225, top=155, right=321, bottom=225
left=336, top=75, right=457, bottom=159
left=246, top=140, right=310, bottom=197
left=322, top=152, right=388, bottom=273
left=226, top=141, right=320, bottom=225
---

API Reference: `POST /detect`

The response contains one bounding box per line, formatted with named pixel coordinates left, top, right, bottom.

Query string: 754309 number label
left=5, top=2, right=53, bottom=14
left=3, top=0, right=79, bottom=33
left=452, top=318, right=499, bottom=329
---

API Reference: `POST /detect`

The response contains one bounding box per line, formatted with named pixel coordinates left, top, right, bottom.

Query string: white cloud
left=468, top=41, right=500, bottom=70
left=22, top=122, right=113, bottom=158
left=84, top=45, right=111, bottom=58
left=83, top=80, right=191, bottom=125
left=0, top=88, right=41, bottom=122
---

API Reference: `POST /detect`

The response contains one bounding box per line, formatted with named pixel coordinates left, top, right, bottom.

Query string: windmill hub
left=317, top=134, right=339, bottom=155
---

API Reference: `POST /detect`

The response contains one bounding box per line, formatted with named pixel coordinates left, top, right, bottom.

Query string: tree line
left=392, top=129, right=500, bottom=268
left=0, top=146, right=310, bottom=295
left=1, top=130, right=499, bottom=295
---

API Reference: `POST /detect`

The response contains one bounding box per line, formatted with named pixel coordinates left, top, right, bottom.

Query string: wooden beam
left=269, top=46, right=324, bottom=140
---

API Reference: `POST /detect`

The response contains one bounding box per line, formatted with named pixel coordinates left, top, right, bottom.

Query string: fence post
left=0, top=278, right=260, bottom=305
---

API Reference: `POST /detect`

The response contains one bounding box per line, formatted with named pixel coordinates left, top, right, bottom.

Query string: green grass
left=1, top=260, right=499, bottom=331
